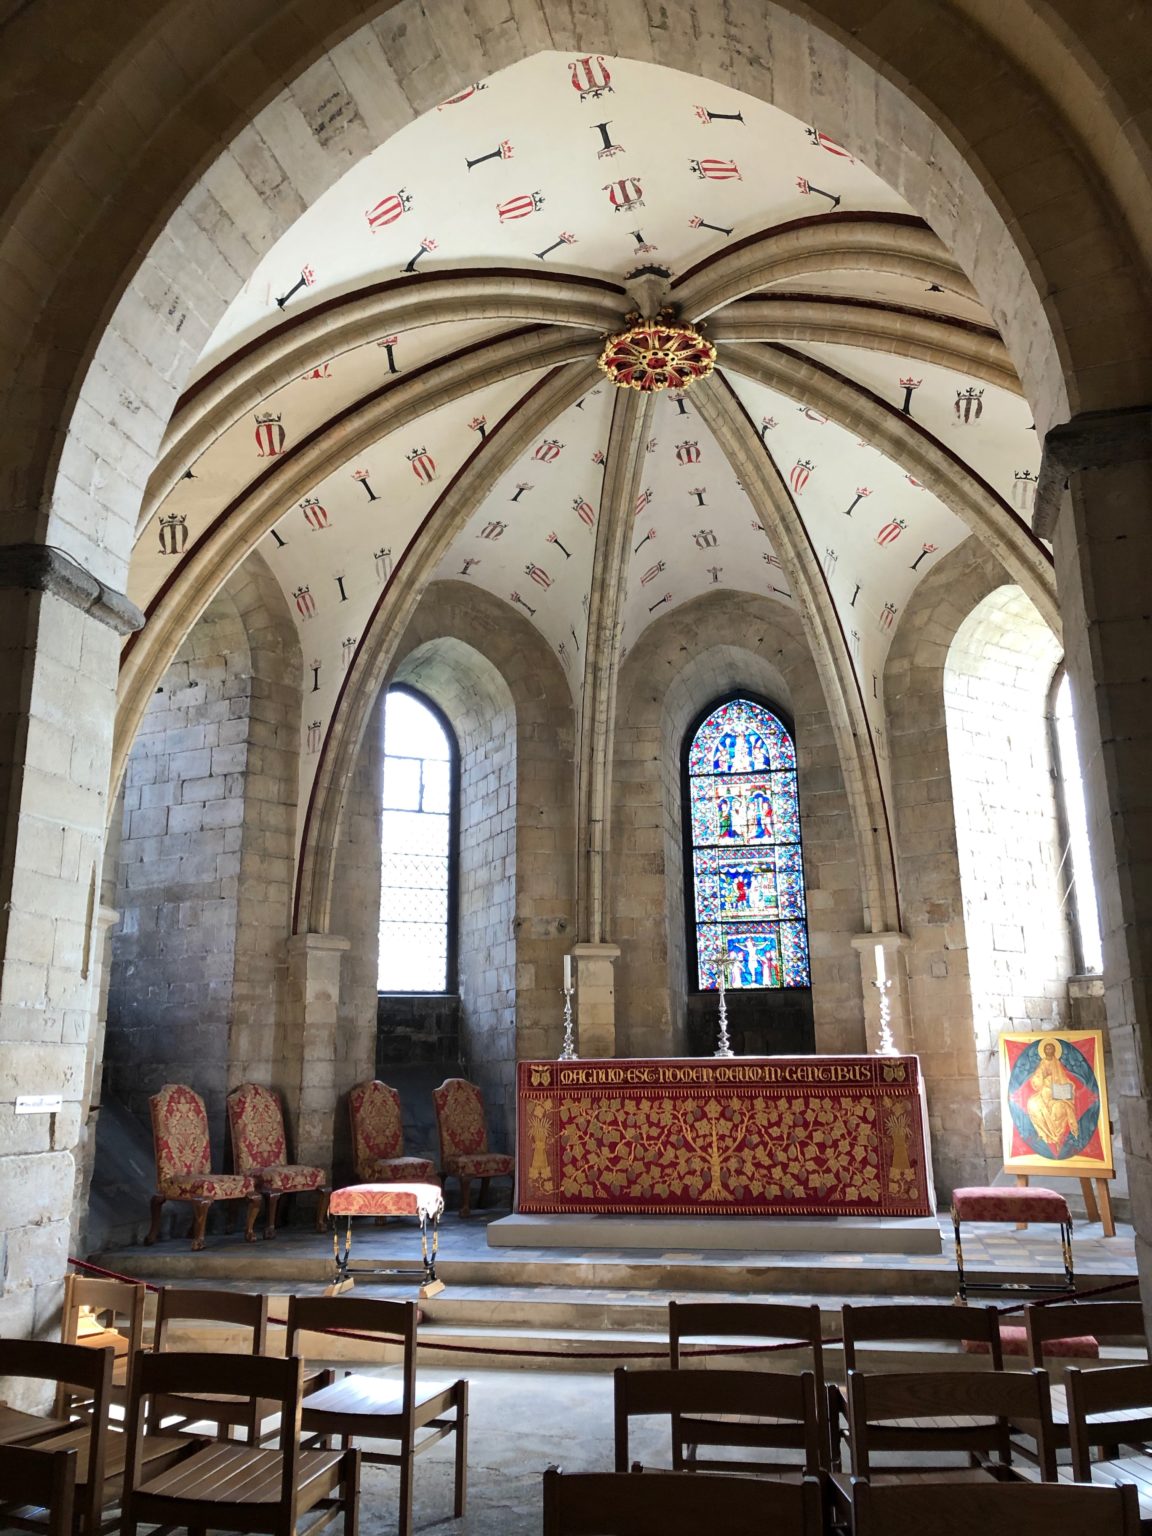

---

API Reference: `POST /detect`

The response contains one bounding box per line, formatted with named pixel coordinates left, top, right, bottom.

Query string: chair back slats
left=0, top=1337, right=113, bottom=1536
left=667, top=1299, right=828, bottom=1468
left=1025, top=1300, right=1145, bottom=1362
left=153, top=1285, right=270, bottom=1351
left=847, top=1366, right=1055, bottom=1480
left=613, top=1365, right=821, bottom=1475
left=0, top=1443, right=78, bottom=1536
left=542, top=1467, right=824, bottom=1536
left=841, top=1301, right=1004, bottom=1370
left=851, top=1476, right=1141, bottom=1535
left=1065, top=1362, right=1152, bottom=1479
left=286, top=1294, right=419, bottom=1429
left=58, top=1272, right=148, bottom=1415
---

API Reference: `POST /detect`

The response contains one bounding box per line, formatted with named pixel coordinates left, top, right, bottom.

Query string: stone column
left=572, top=942, right=621, bottom=1059
left=851, top=931, right=912, bottom=1055
left=0, top=547, right=141, bottom=1339
left=1042, top=406, right=1152, bottom=1310
left=282, top=932, right=351, bottom=1176
left=72, top=904, right=121, bottom=1251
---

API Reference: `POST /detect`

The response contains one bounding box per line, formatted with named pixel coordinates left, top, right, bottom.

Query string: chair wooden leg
left=315, top=1188, right=330, bottom=1233
left=454, top=1378, right=469, bottom=1518
left=458, top=1176, right=473, bottom=1218
left=190, top=1200, right=210, bottom=1251
left=265, top=1192, right=281, bottom=1240
left=343, top=1447, right=360, bottom=1536
left=398, top=1437, right=415, bottom=1536
left=478, top=1177, right=491, bottom=1211
left=244, top=1192, right=262, bottom=1242
left=145, top=1194, right=165, bottom=1245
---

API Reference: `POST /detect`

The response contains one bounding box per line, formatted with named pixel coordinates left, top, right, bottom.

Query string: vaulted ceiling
left=125, top=50, right=1054, bottom=849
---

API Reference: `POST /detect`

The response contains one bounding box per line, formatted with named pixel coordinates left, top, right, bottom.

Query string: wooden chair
left=286, top=1293, right=466, bottom=1536
left=0, top=1443, right=78, bottom=1536
left=1024, top=1300, right=1146, bottom=1453
left=832, top=1301, right=1006, bottom=1465
left=541, top=1466, right=825, bottom=1535
left=1067, top=1362, right=1152, bottom=1507
left=58, top=1272, right=148, bottom=1419
left=840, top=1367, right=1057, bottom=1489
left=613, top=1364, right=822, bottom=1477
left=227, top=1082, right=330, bottom=1238
left=669, top=1298, right=830, bottom=1469
left=152, top=1285, right=272, bottom=1441
left=431, top=1077, right=514, bottom=1217
left=850, top=1476, right=1140, bottom=1535
left=0, top=1337, right=193, bottom=1536
left=120, top=1351, right=358, bottom=1536
left=348, top=1079, right=436, bottom=1184
left=146, top=1082, right=262, bottom=1250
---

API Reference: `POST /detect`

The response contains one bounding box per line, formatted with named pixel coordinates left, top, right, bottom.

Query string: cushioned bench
left=328, top=1181, right=446, bottom=1298
left=951, top=1184, right=1074, bottom=1302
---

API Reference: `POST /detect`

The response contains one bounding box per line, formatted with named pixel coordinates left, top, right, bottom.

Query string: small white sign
left=15, top=1094, right=63, bottom=1115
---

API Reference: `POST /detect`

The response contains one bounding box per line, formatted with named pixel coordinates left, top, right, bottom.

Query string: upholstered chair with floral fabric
left=147, top=1082, right=262, bottom=1251
left=349, top=1079, right=437, bottom=1184
left=226, top=1083, right=330, bottom=1239
left=431, top=1078, right=515, bottom=1217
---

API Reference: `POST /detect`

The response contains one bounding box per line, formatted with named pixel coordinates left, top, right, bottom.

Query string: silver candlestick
left=714, top=959, right=734, bottom=1058
left=874, top=977, right=897, bottom=1056
left=559, top=985, right=577, bottom=1061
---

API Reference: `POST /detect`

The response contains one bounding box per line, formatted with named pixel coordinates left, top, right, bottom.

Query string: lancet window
left=685, top=696, right=812, bottom=992
left=377, top=686, right=457, bottom=993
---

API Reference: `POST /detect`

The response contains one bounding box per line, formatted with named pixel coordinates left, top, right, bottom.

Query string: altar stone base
left=487, top=1212, right=943, bottom=1255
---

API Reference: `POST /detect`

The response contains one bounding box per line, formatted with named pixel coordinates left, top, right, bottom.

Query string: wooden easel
left=1014, top=1170, right=1116, bottom=1237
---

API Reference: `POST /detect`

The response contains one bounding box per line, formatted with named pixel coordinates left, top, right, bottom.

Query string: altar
left=513, top=1055, right=935, bottom=1220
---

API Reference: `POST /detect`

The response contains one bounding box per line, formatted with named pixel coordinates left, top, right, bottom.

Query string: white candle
left=875, top=942, right=886, bottom=986
left=564, top=953, right=572, bottom=992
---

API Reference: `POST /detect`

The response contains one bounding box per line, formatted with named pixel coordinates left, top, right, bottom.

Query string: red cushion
left=329, top=1182, right=444, bottom=1220
left=963, top=1327, right=1099, bottom=1359
left=256, top=1164, right=325, bottom=1193
left=952, top=1185, right=1071, bottom=1223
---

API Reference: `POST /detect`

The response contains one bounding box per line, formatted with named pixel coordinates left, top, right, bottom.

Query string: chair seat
left=160, top=1173, right=258, bottom=1200
left=302, top=1371, right=457, bottom=1424
left=137, top=1442, right=345, bottom=1505
left=0, top=1406, right=72, bottom=1446
left=35, top=1425, right=191, bottom=1483
left=443, top=1152, right=515, bottom=1178
left=951, top=1185, right=1070, bottom=1224
left=963, top=1327, right=1099, bottom=1358
left=329, top=1182, right=444, bottom=1220
left=366, top=1155, right=438, bottom=1182
left=254, top=1163, right=325, bottom=1193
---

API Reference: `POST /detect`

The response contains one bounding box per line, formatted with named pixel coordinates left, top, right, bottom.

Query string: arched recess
left=376, top=580, right=577, bottom=1141
left=92, top=550, right=301, bottom=1248
left=612, top=589, right=867, bottom=1062
left=884, top=534, right=1044, bottom=1196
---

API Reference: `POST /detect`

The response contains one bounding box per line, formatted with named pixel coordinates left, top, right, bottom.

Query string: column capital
left=1034, top=403, right=1152, bottom=536
left=287, top=931, right=352, bottom=957
left=0, top=543, right=143, bottom=634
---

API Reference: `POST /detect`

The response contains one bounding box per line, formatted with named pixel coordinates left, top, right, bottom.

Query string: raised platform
left=488, top=1212, right=943, bottom=1254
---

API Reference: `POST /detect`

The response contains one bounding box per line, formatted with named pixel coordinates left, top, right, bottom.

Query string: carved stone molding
left=0, top=543, right=143, bottom=634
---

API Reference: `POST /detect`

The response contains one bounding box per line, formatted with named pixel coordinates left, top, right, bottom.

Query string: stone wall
left=944, top=584, right=1070, bottom=1143
left=99, top=560, right=299, bottom=1239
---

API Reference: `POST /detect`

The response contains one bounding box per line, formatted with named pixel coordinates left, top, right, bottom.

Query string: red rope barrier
left=66, top=1254, right=1141, bottom=1363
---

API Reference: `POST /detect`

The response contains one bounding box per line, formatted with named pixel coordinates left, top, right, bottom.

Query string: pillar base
left=571, top=943, right=621, bottom=1059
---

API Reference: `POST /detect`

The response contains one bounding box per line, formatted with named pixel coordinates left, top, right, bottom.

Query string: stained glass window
left=686, top=697, right=812, bottom=991
left=378, top=688, right=455, bottom=992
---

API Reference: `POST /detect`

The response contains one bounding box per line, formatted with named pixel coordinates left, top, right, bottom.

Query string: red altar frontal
left=516, top=1056, right=934, bottom=1218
